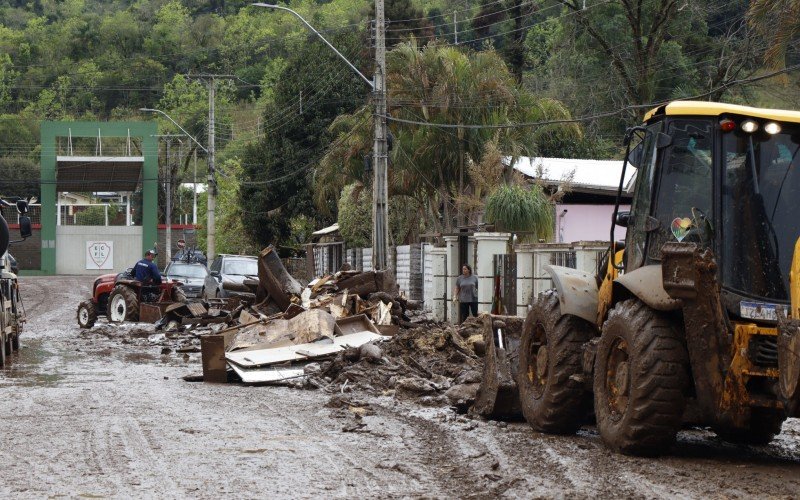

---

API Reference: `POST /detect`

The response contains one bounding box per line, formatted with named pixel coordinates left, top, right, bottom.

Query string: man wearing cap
left=134, top=249, right=162, bottom=285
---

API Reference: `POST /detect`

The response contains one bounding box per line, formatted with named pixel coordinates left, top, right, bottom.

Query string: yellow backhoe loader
left=518, top=101, right=800, bottom=456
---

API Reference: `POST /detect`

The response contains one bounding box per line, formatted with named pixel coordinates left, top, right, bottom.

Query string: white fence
left=309, top=236, right=609, bottom=323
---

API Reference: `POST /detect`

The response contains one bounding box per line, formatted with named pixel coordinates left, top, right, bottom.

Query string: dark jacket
left=134, top=258, right=162, bottom=284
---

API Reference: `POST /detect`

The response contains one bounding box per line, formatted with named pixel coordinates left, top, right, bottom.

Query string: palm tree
left=315, top=40, right=580, bottom=233
left=748, top=0, right=800, bottom=76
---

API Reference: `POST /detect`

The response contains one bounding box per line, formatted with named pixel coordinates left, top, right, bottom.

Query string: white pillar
left=443, top=235, right=460, bottom=324
left=430, top=246, right=448, bottom=322
left=515, top=244, right=535, bottom=318
left=474, top=232, right=511, bottom=314
left=56, top=195, right=61, bottom=226
left=126, top=196, right=132, bottom=226
left=574, top=240, right=606, bottom=276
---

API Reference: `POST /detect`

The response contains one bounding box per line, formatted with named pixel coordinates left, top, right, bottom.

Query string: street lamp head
left=251, top=3, right=277, bottom=7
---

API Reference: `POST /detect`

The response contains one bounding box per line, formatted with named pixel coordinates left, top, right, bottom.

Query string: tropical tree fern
left=484, top=183, right=554, bottom=241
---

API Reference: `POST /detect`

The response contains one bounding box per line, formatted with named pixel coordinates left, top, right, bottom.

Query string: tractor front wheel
left=108, top=285, right=139, bottom=323
left=518, top=291, right=595, bottom=434
left=594, top=299, right=689, bottom=456
left=77, top=300, right=98, bottom=329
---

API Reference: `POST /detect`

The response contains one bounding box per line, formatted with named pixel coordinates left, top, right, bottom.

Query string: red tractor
left=77, top=271, right=187, bottom=328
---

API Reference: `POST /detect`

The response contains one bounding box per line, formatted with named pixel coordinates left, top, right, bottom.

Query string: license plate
left=739, top=301, right=778, bottom=321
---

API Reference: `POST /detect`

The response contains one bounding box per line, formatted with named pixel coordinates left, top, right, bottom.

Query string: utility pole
left=454, top=11, right=458, bottom=44
left=154, top=133, right=183, bottom=261
left=187, top=73, right=236, bottom=262
left=373, top=0, right=389, bottom=271
left=192, top=148, right=198, bottom=225
left=207, top=77, right=217, bottom=262
left=165, top=137, right=172, bottom=262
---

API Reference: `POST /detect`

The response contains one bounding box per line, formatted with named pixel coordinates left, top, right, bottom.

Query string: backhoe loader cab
left=518, top=101, right=800, bottom=456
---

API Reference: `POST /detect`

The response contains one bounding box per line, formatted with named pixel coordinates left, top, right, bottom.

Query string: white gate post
left=443, top=235, right=460, bottom=323
left=430, top=246, right=448, bottom=322
left=515, top=244, right=535, bottom=317
left=474, top=232, right=511, bottom=314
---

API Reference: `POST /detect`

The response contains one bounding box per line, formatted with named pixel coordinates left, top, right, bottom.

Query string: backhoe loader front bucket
left=472, top=314, right=524, bottom=419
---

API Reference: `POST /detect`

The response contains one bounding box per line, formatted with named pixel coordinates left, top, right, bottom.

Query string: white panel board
left=226, top=330, right=388, bottom=368
left=228, top=364, right=306, bottom=384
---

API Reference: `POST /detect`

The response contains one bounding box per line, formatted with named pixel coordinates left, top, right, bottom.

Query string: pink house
left=510, top=157, right=635, bottom=243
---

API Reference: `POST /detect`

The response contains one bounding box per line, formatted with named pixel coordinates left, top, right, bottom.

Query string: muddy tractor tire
left=594, top=299, right=690, bottom=456
left=107, top=285, right=139, bottom=323
left=173, top=286, right=188, bottom=303
left=714, top=409, right=785, bottom=446
left=518, top=291, right=595, bottom=434
left=77, top=300, right=98, bottom=329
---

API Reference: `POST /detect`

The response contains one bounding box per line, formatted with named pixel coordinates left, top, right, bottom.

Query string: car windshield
left=167, top=264, right=207, bottom=279
left=223, top=259, right=257, bottom=276
left=722, top=122, right=800, bottom=301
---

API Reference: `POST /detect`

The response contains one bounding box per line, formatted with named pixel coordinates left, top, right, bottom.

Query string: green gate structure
left=39, top=121, right=158, bottom=275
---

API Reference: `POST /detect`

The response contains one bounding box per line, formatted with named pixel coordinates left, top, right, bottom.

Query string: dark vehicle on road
left=164, top=261, right=208, bottom=298
left=203, top=254, right=257, bottom=299
left=0, top=199, right=32, bottom=366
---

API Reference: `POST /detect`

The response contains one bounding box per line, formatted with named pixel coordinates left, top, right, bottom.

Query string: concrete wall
left=55, top=226, right=143, bottom=275
left=555, top=204, right=629, bottom=243
left=395, top=244, right=422, bottom=301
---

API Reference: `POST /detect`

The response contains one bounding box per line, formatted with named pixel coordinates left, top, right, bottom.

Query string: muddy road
left=1, top=276, right=799, bottom=498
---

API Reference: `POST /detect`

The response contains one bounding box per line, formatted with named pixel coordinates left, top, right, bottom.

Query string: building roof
left=644, top=100, right=800, bottom=124
left=510, top=157, right=634, bottom=195
left=312, top=223, right=340, bottom=236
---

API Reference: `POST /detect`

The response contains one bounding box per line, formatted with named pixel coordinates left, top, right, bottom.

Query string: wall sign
left=86, top=241, right=114, bottom=270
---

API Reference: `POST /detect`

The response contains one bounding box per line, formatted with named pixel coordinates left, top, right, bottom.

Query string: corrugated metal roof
left=509, top=157, right=634, bottom=193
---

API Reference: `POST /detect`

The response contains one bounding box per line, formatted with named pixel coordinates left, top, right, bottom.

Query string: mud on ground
left=1, top=276, right=799, bottom=498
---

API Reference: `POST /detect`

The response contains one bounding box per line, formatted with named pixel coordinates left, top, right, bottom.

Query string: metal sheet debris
left=225, top=330, right=388, bottom=368
left=227, top=364, right=306, bottom=384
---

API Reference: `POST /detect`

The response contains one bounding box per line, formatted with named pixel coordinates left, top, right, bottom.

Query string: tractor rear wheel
left=714, top=409, right=785, bottom=445
left=518, top=291, right=595, bottom=434
left=108, top=285, right=139, bottom=323
left=77, top=300, right=98, bottom=328
left=594, top=299, right=690, bottom=456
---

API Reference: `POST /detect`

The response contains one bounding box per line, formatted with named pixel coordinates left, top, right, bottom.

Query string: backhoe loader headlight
left=764, top=122, right=781, bottom=134
left=741, top=120, right=759, bottom=133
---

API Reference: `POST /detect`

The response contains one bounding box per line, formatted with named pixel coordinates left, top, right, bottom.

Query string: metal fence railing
left=58, top=203, right=131, bottom=226
left=0, top=204, right=41, bottom=226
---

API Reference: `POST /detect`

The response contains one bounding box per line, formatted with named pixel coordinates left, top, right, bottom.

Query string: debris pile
left=191, top=246, right=427, bottom=384
left=304, top=318, right=485, bottom=410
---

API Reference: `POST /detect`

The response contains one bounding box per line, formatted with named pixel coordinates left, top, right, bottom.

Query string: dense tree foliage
left=239, top=30, right=368, bottom=247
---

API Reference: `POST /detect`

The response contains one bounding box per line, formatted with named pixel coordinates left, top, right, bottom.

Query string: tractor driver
left=134, top=249, right=162, bottom=285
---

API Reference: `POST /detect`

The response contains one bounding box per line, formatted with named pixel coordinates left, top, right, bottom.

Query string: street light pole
left=251, top=2, right=389, bottom=271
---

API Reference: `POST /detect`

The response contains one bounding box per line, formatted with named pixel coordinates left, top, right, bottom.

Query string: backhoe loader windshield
left=722, top=123, right=800, bottom=301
